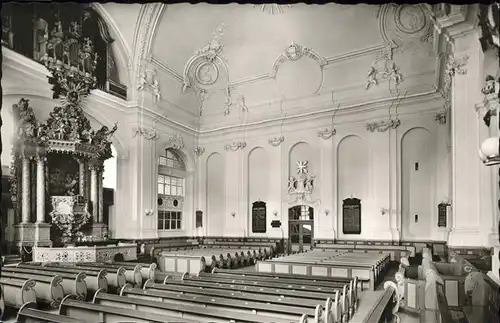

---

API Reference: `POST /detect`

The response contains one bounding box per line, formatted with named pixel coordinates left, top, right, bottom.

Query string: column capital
left=34, top=154, right=47, bottom=163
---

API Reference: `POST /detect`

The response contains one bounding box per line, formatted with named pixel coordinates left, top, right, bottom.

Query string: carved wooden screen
left=342, top=198, right=361, bottom=234
left=252, top=201, right=267, bottom=233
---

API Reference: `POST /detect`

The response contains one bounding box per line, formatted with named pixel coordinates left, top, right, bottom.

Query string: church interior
left=1, top=2, right=499, bottom=323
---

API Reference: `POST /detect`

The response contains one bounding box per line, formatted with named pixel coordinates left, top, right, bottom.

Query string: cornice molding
left=150, top=42, right=386, bottom=91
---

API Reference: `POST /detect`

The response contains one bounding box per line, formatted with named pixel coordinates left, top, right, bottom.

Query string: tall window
left=157, top=148, right=185, bottom=231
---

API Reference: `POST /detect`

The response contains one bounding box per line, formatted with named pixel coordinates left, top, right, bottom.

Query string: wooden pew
left=112, top=284, right=324, bottom=322
left=77, top=262, right=142, bottom=288
left=183, top=272, right=358, bottom=320
left=350, top=282, right=401, bottom=323
left=17, top=301, right=90, bottom=323
left=256, top=259, right=377, bottom=291
left=144, top=277, right=352, bottom=321
left=1, top=271, right=64, bottom=308
left=314, top=243, right=415, bottom=261
left=0, top=278, right=37, bottom=308
left=113, top=261, right=157, bottom=280
left=211, top=267, right=368, bottom=291
left=159, top=247, right=267, bottom=273
left=159, top=253, right=207, bottom=274
left=183, top=272, right=346, bottom=295
left=44, top=263, right=126, bottom=292
left=92, top=289, right=309, bottom=323
left=3, top=266, right=87, bottom=300
left=19, top=263, right=108, bottom=294
left=59, top=295, right=204, bottom=323
left=204, top=269, right=362, bottom=295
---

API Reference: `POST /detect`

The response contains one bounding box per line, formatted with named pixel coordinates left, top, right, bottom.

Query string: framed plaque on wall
left=437, top=203, right=448, bottom=228
left=342, top=198, right=361, bottom=234
left=195, top=210, right=203, bottom=228
left=252, top=201, right=267, bottom=233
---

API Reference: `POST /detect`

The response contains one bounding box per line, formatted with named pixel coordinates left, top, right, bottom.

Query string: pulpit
left=9, top=22, right=117, bottom=249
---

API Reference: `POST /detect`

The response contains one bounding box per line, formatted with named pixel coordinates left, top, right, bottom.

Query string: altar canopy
left=10, top=12, right=118, bottom=249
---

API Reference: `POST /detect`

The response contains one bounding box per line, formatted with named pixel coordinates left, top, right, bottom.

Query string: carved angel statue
left=137, top=70, right=147, bottom=91
left=287, top=176, right=297, bottom=193
left=366, top=66, right=378, bottom=89
left=305, top=175, right=315, bottom=191
left=388, top=63, right=403, bottom=85
left=152, top=79, right=161, bottom=102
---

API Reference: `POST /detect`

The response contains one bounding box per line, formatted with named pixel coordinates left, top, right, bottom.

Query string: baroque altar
left=10, top=17, right=117, bottom=249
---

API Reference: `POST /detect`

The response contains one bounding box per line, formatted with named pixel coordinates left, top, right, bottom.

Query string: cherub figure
left=366, top=66, right=378, bottom=89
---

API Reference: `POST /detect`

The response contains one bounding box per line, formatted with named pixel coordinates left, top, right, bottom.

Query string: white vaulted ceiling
left=150, top=3, right=382, bottom=82
left=101, top=3, right=440, bottom=130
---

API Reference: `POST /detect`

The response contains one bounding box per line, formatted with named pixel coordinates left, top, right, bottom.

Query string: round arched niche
left=289, top=142, right=312, bottom=176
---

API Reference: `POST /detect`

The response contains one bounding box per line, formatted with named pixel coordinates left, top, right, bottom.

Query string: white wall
left=197, top=94, right=452, bottom=242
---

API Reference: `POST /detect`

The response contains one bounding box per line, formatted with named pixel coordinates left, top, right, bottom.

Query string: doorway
left=288, top=205, right=314, bottom=253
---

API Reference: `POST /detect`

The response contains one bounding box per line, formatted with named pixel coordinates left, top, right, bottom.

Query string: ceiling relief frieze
left=129, top=3, right=165, bottom=101
left=253, top=4, right=292, bottom=15
left=272, top=42, right=327, bottom=98
left=365, top=46, right=404, bottom=93
left=378, top=4, right=435, bottom=56
left=181, top=23, right=234, bottom=117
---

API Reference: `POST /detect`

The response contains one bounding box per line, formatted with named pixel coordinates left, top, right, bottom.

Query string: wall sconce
left=145, top=209, right=154, bottom=216
left=380, top=207, right=389, bottom=215
left=231, top=212, right=236, bottom=217
left=324, top=209, right=330, bottom=216
left=273, top=210, right=278, bottom=217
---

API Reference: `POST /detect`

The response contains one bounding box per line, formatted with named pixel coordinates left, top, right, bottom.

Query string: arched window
left=157, top=149, right=185, bottom=231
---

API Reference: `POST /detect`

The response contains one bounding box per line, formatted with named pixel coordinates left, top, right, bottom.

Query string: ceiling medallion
left=195, top=61, right=219, bottom=86
left=253, top=4, right=292, bottom=15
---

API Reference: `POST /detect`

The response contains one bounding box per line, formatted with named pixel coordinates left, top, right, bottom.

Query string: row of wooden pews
left=158, top=246, right=271, bottom=274
left=256, top=250, right=391, bottom=290
left=9, top=256, right=401, bottom=323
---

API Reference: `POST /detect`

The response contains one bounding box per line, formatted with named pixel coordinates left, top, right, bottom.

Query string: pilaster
left=449, top=29, right=489, bottom=246
left=127, top=125, right=158, bottom=239
left=316, top=135, right=335, bottom=239
left=224, top=146, right=241, bottom=236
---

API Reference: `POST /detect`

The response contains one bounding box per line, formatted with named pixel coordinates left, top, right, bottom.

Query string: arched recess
left=206, top=152, right=225, bottom=236
left=156, top=148, right=188, bottom=232
left=337, top=135, right=369, bottom=238
left=248, top=147, right=269, bottom=235
left=400, top=127, right=435, bottom=241
left=90, top=3, right=132, bottom=89
left=289, top=141, right=312, bottom=175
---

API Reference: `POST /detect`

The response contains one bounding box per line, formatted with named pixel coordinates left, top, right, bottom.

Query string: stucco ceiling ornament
left=434, top=48, right=469, bottom=124
left=268, top=136, right=285, bottom=147
left=137, top=67, right=161, bottom=104
left=366, top=119, right=401, bottom=132
left=270, top=42, right=327, bottom=79
left=224, top=87, right=249, bottom=116
left=129, top=4, right=164, bottom=100
left=365, top=46, right=404, bottom=93
left=182, top=23, right=230, bottom=116
left=378, top=4, right=435, bottom=57
left=132, top=126, right=158, bottom=140
left=253, top=4, right=292, bottom=15
left=168, top=133, right=185, bottom=150
left=224, top=141, right=246, bottom=152
left=193, top=147, right=205, bottom=157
